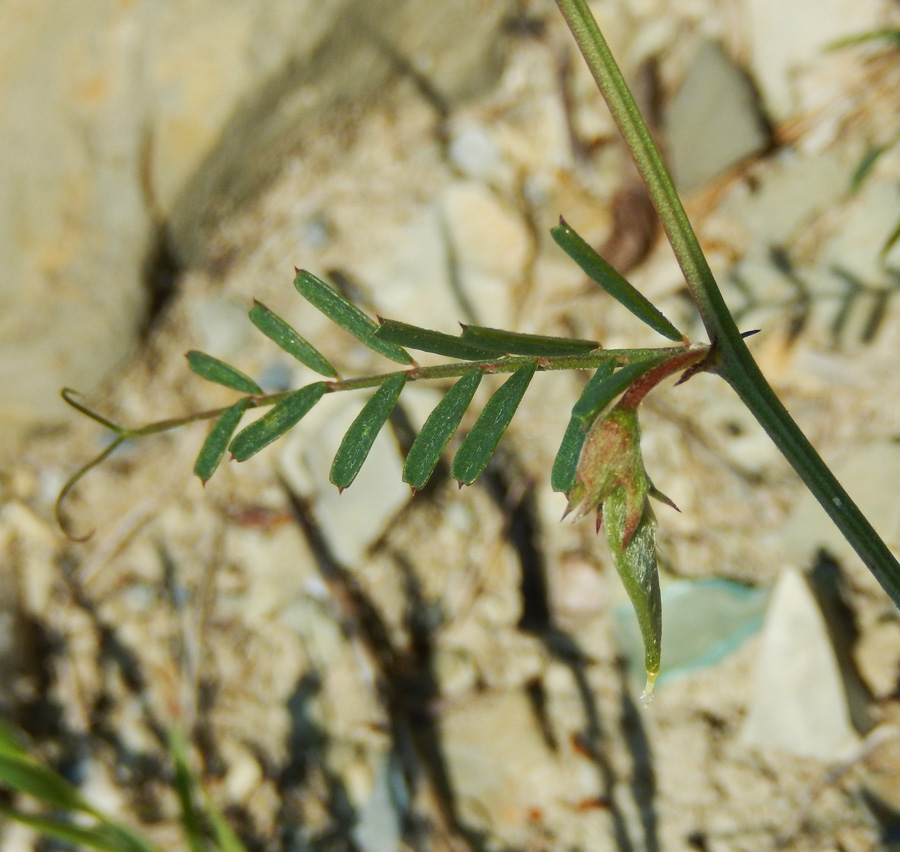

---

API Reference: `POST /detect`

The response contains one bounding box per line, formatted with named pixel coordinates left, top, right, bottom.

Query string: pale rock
left=448, top=123, right=506, bottom=183
left=440, top=181, right=530, bottom=327
left=441, top=690, right=570, bottom=844
left=222, top=741, right=265, bottom=803
left=218, top=524, right=318, bottom=625
left=361, top=206, right=462, bottom=331
left=549, top=554, right=608, bottom=620
left=665, top=42, right=769, bottom=191
left=746, top=0, right=881, bottom=120
left=782, top=441, right=900, bottom=575
left=278, top=393, right=410, bottom=567
left=352, top=754, right=405, bottom=852
left=2, top=0, right=511, bottom=428
left=433, top=646, right=480, bottom=699
left=720, top=149, right=852, bottom=246
left=692, top=392, right=783, bottom=476
left=742, top=568, right=860, bottom=760
left=855, top=618, right=900, bottom=700
left=192, top=292, right=259, bottom=360
left=821, top=178, right=900, bottom=283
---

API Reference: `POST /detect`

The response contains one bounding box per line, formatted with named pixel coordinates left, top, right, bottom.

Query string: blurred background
left=3, top=0, right=900, bottom=849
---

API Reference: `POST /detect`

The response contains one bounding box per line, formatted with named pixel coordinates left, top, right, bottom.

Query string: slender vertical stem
left=555, top=0, right=900, bottom=605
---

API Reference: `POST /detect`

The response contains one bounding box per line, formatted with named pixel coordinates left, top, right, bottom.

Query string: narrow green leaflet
left=294, top=270, right=413, bottom=364
left=230, top=383, right=328, bottom=462
left=403, top=369, right=483, bottom=491
left=851, top=145, right=888, bottom=191
left=551, top=217, right=685, bottom=342
left=604, top=489, right=662, bottom=700
left=451, top=362, right=536, bottom=485
left=882, top=215, right=900, bottom=260
left=193, top=399, right=251, bottom=484
left=331, top=373, right=408, bottom=490
left=827, top=27, right=900, bottom=50
left=376, top=318, right=497, bottom=359
left=249, top=300, right=338, bottom=377
left=459, top=325, right=600, bottom=356
left=551, top=362, right=615, bottom=493
left=185, top=351, right=262, bottom=395
left=571, top=356, right=664, bottom=425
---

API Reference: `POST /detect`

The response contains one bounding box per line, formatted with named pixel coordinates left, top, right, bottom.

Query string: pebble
left=742, top=568, right=860, bottom=760
left=665, top=42, right=769, bottom=191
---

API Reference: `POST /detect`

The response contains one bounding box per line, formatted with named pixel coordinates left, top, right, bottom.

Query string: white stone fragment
left=666, top=42, right=769, bottom=191
left=352, top=754, right=405, bottom=852
left=742, top=568, right=860, bottom=760
left=449, top=123, right=504, bottom=182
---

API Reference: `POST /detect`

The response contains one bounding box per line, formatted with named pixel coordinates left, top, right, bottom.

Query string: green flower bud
left=565, top=403, right=675, bottom=699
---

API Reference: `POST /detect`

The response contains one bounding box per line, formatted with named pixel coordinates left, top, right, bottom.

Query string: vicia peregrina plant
left=58, top=0, right=900, bottom=700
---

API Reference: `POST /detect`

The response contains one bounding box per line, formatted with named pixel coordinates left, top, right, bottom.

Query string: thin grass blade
left=551, top=362, right=615, bottom=493
left=294, top=270, right=413, bottom=364
left=450, top=362, right=536, bottom=485
left=571, top=357, right=664, bottom=425
left=168, top=728, right=206, bottom=852
left=249, top=300, right=339, bottom=377
left=194, top=399, right=251, bottom=484
left=0, top=804, right=156, bottom=852
left=202, top=792, right=249, bottom=852
left=185, top=352, right=262, bottom=395
left=230, top=383, right=328, bottom=462
left=376, top=319, right=497, bottom=359
left=0, top=753, right=98, bottom=815
left=551, top=218, right=684, bottom=342
left=331, top=373, right=408, bottom=490
left=458, top=325, right=599, bottom=356
left=403, top=369, right=483, bottom=490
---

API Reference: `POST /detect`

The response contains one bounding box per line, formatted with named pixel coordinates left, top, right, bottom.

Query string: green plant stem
left=555, top=0, right=900, bottom=605
left=64, top=346, right=690, bottom=441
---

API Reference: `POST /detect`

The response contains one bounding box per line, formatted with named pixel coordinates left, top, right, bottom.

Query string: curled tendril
left=61, top=388, right=129, bottom=434
left=56, top=389, right=133, bottom=541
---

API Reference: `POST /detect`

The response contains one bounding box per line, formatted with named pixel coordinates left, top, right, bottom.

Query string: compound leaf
left=230, top=383, right=328, bottom=462
left=458, top=325, right=600, bottom=356
left=294, top=270, right=413, bottom=365
left=193, top=398, right=251, bottom=484
left=403, top=369, right=483, bottom=490
left=552, top=217, right=684, bottom=342
left=186, top=352, right=262, bottom=395
left=451, top=362, right=536, bottom=485
left=331, top=373, right=408, bottom=490
left=376, top=319, right=497, bottom=359
left=249, top=300, right=338, bottom=377
left=551, top=361, right=615, bottom=493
